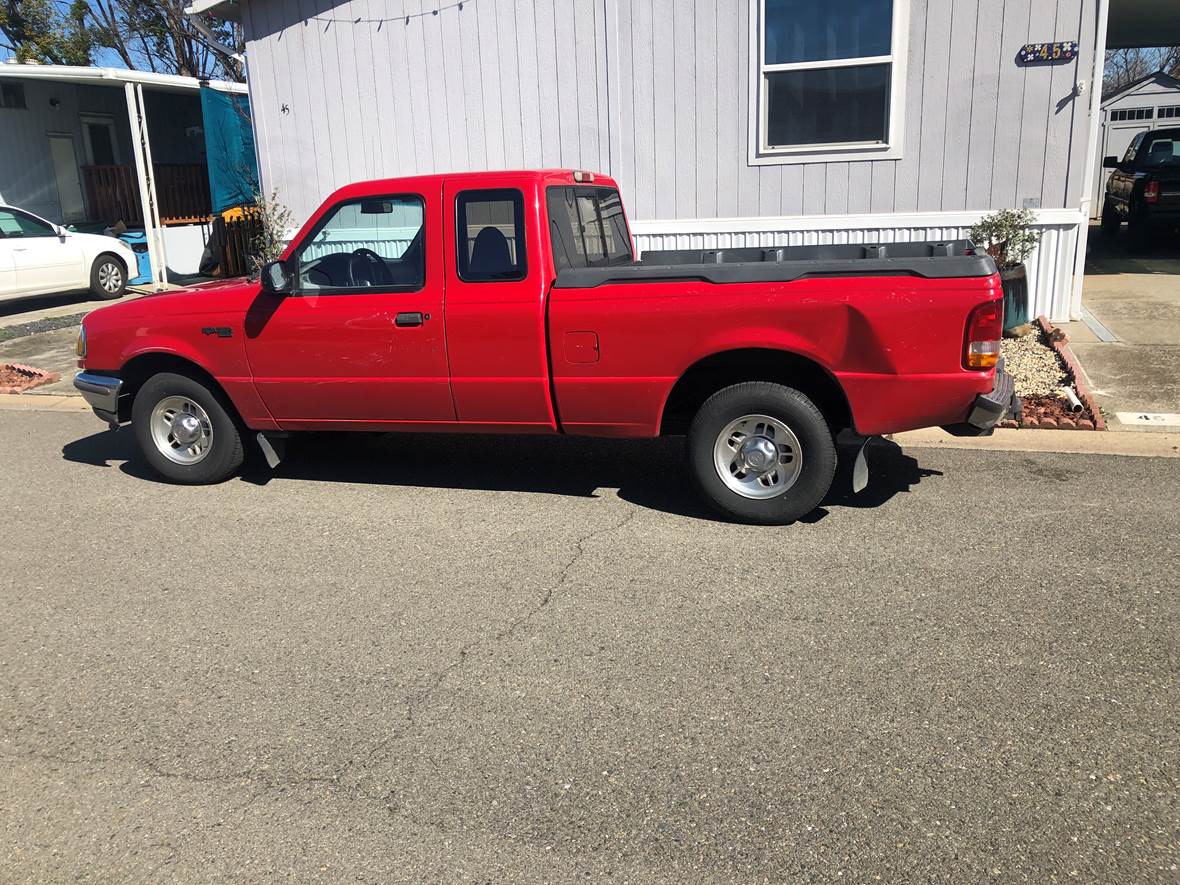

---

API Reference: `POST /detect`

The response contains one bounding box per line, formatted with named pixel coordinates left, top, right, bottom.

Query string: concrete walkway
left=1063, top=224, right=1180, bottom=430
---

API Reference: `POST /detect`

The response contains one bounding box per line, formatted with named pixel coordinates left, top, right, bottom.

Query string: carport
left=1068, top=0, right=1180, bottom=427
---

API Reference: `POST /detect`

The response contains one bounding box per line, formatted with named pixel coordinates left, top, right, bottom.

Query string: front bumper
left=74, top=372, right=123, bottom=425
left=941, top=358, right=1020, bottom=437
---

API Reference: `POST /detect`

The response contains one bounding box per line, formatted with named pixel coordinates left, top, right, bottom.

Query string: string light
left=304, top=0, right=471, bottom=29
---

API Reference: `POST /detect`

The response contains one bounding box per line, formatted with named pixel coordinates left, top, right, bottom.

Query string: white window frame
left=747, top=0, right=909, bottom=166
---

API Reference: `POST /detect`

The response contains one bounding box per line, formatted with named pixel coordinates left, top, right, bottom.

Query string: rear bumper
left=74, top=372, right=123, bottom=424
left=941, top=358, right=1020, bottom=437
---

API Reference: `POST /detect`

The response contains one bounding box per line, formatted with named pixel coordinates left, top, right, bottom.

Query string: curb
left=1036, top=315, right=1107, bottom=430
left=888, top=427, right=1179, bottom=458
left=0, top=392, right=90, bottom=412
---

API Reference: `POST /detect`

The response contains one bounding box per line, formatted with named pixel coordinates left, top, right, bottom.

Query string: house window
left=1109, top=107, right=1153, bottom=122
left=751, top=0, right=908, bottom=164
left=1158, top=106, right=1180, bottom=120
left=0, top=82, right=27, bottom=110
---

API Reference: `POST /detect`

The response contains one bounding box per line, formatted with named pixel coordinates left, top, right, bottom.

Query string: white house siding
left=241, top=0, right=1100, bottom=321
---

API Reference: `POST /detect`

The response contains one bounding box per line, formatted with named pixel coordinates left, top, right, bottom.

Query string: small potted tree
left=968, top=209, right=1041, bottom=332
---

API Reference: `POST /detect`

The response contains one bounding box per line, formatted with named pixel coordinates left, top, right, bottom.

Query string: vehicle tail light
left=1144, top=180, right=1160, bottom=204
left=964, top=298, right=1003, bottom=370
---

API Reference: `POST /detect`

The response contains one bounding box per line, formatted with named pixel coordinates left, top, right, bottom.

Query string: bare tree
left=87, top=0, right=244, bottom=81
left=1104, top=47, right=1180, bottom=97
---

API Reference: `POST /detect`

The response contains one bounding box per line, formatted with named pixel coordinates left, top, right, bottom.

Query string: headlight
left=76, top=326, right=87, bottom=359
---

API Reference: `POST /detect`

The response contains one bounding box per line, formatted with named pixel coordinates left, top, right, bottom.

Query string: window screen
left=547, top=186, right=633, bottom=270
left=455, top=188, right=527, bottom=282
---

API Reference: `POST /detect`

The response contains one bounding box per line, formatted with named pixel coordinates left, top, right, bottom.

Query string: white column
left=123, top=81, right=169, bottom=289
left=1070, top=0, right=1111, bottom=321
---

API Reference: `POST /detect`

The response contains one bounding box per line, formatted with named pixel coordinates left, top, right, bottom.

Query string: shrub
left=969, top=209, right=1041, bottom=269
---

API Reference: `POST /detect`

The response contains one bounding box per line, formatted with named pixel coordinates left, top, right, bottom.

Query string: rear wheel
left=132, top=372, right=244, bottom=484
left=1100, top=200, right=1121, bottom=236
left=688, top=382, right=837, bottom=525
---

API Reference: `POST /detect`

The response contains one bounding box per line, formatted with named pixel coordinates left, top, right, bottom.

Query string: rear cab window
left=1137, top=131, right=1180, bottom=167
left=546, top=186, right=633, bottom=271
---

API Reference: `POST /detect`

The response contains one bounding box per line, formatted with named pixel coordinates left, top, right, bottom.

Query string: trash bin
left=117, top=232, right=152, bottom=285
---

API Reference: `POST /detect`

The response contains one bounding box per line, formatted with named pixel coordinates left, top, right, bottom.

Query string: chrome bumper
left=74, top=372, right=123, bottom=424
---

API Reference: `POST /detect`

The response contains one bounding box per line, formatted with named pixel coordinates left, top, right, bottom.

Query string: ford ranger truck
left=74, top=170, right=1017, bottom=525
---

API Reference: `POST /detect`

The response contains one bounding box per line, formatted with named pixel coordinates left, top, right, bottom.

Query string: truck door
left=441, top=179, right=557, bottom=429
left=244, top=189, right=454, bottom=427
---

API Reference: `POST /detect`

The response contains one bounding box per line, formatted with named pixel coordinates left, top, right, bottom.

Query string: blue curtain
left=200, top=87, right=258, bottom=213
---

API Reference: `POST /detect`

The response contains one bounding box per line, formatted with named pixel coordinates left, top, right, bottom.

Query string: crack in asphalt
left=1, top=501, right=641, bottom=809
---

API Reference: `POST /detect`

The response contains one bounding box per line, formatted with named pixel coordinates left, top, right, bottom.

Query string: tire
left=1128, top=207, right=1153, bottom=253
left=132, top=372, right=244, bottom=484
left=90, top=253, right=127, bottom=300
left=1100, top=201, right=1120, bottom=236
left=688, top=382, right=837, bottom=525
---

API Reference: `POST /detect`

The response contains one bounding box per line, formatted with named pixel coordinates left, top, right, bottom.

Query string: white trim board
left=629, top=208, right=1084, bottom=236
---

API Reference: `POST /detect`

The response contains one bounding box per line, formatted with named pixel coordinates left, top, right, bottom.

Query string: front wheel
left=90, top=254, right=127, bottom=300
left=688, top=382, right=837, bottom=525
left=132, top=372, right=244, bottom=484
left=1100, top=201, right=1120, bottom=236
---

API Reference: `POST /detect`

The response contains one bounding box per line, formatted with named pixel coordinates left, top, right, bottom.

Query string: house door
left=47, top=134, right=85, bottom=223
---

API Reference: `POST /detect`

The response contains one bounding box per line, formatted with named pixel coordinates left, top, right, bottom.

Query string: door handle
left=395, top=311, right=425, bottom=327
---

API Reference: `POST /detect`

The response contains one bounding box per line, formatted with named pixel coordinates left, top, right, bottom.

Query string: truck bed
left=553, top=240, right=997, bottom=288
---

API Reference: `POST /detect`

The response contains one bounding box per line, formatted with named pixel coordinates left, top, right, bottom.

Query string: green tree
left=0, top=0, right=93, bottom=65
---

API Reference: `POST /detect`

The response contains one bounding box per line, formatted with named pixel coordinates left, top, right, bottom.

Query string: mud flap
left=256, top=432, right=286, bottom=469
left=852, top=436, right=872, bottom=494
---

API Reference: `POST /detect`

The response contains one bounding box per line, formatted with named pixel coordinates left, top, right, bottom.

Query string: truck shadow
left=62, top=430, right=940, bottom=523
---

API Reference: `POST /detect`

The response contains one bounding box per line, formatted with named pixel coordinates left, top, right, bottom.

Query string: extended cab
left=75, top=170, right=1016, bottom=524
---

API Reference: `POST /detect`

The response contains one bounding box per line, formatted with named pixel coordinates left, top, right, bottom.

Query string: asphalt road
left=2, top=411, right=1177, bottom=882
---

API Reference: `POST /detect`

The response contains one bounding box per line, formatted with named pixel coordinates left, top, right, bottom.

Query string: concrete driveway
left=2, top=410, right=1178, bottom=881
left=1068, top=224, right=1180, bottom=428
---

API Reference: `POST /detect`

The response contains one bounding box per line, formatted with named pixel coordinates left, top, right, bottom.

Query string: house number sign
left=1020, top=41, right=1078, bottom=63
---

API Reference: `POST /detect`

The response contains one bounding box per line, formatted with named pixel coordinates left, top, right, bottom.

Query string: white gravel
left=1001, top=328, right=1070, bottom=397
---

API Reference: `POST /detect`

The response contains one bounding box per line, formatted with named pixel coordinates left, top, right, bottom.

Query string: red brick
left=1077, top=418, right=1094, bottom=430
left=1058, top=417, right=1076, bottom=430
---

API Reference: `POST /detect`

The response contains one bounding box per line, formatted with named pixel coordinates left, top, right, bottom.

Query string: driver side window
left=295, top=195, right=425, bottom=293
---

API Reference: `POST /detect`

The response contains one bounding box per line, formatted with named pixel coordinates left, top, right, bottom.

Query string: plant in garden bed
left=969, top=209, right=1041, bottom=332
left=248, top=188, right=295, bottom=276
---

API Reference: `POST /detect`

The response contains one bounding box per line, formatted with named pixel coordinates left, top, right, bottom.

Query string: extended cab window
left=295, top=196, right=424, bottom=292
left=0, top=209, right=55, bottom=238
left=547, top=186, right=633, bottom=270
left=455, top=189, right=527, bottom=282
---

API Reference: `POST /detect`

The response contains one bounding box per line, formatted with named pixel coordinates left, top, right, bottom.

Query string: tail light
left=1144, top=180, right=1160, bottom=204
left=964, top=298, right=1003, bottom=370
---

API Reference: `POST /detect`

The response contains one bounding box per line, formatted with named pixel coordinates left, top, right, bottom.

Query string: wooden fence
left=81, top=163, right=212, bottom=226
left=216, top=215, right=263, bottom=278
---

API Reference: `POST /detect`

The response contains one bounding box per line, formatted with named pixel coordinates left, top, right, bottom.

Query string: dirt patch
left=0, top=363, right=61, bottom=394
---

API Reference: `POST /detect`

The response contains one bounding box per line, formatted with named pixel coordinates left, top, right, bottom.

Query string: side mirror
left=55, top=225, right=68, bottom=240
left=1102, top=156, right=1119, bottom=169
left=260, top=259, right=292, bottom=294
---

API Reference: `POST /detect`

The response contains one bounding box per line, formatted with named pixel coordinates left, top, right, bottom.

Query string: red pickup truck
left=75, top=169, right=1015, bottom=524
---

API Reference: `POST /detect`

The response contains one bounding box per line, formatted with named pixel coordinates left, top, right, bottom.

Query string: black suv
left=1101, top=127, right=1180, bottom=243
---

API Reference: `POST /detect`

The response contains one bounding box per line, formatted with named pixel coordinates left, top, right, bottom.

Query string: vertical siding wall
left=243, top=0, right=1096, bottom=319
left=244, top=0, right=1097, bottom=221
left=0, top=81, right=130, bottom=222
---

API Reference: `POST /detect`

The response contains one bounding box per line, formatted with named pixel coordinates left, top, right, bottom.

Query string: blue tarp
left=200, top=87, right=258, bottom=213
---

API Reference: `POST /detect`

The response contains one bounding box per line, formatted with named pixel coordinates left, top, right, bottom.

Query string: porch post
left=1070, top=0, right=1110, bottom=320
left=123, top=81, right=169, bottom=289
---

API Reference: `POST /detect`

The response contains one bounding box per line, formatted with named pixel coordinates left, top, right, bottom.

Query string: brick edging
left=0, top=362, right=62, bottom=396
left=1035, top=315, right=1106, bottom=431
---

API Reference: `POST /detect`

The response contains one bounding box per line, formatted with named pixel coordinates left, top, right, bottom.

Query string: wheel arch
left=116, top=351, right=238, bottom=424
left=659, top=348, right=853, bottom=436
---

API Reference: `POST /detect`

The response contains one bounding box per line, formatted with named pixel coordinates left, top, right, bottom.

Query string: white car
left=0, top=205, right=139, bottom=304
